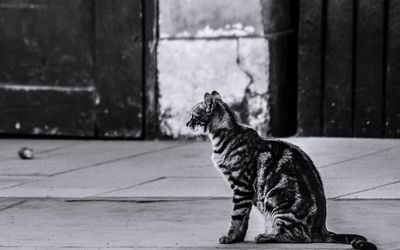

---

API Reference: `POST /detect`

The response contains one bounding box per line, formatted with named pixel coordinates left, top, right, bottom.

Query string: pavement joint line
left=0, top=246, right=351, bottom=249
left=0, top=141, right=89, bottom=163
left=48, top=142, right=193, bottom=177
left=0, top=142, right=193, bottom=192
left=66, top=198, right=200, bottom=203
left=0, top=199, right=27, bottom=211
left=66, top=197, right=231, bottom=202
left=0, top=197, right=397, bottom=202
left=0, top=174, right=51, bottom=191
left=0, top=182, right=37, bottom=191
left=0, top=197, right=232, bottom=202
left=166, top=176, right=220, bottom=179
left=332, top=179, right=400, bottom=199
left=318, top=144, right=400, bottom=169
left=0, top=173, right=50, bottom=177
left=0, top=245, right=338, bottom=249
left=88, top=177, right=167, bottom=197
left=34, top=141, right=90, bottom=155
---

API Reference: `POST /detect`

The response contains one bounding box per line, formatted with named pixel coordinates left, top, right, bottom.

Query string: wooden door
left=0, top=0, right=144, bottom=138
left=297, top=0, right=400, bottom=138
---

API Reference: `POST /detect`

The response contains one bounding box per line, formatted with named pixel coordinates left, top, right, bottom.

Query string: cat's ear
left=204, top=92, right=214, bottom=113
left=211, top=90, right=222, bottom=101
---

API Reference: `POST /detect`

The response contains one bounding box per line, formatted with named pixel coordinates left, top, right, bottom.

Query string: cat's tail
left=326, top=231, right=377, bottom=250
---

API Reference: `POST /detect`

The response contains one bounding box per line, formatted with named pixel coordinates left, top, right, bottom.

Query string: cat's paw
left=255, top=233, right=278, bottom=243
left=219, top=232, right=244, bottom=244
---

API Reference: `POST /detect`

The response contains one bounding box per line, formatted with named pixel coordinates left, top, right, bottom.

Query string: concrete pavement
left=0, top=138, right=399, bottom=249
left=0, top=198, right=398, bottom=249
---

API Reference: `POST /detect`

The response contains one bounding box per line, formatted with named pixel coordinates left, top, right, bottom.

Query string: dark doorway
left=0, top=0, right=145, bottom=138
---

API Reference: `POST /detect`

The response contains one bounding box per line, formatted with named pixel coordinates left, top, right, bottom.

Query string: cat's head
left=186, top=91, right=234, bottom=135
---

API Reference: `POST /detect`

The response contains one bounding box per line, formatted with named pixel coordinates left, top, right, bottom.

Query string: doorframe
left=143, top=0, right=159, bottom=139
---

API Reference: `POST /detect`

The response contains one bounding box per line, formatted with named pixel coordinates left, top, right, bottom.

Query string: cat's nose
left=186, top=120, right=190, bottom=127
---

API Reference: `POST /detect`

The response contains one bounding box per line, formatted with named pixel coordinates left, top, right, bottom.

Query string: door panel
left=297, top=0, right=400, bottom=138
left=0, top=87, right=96, bottom=136
left=95, top=0, right=143, bottom=138
left=0, top=0, right=144, bottom=137
left=0, top=0, right=96, bottom=136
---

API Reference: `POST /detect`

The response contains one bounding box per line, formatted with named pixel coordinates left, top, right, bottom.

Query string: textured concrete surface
left=157, top=0, right=274, bottom=138
left=0, top=140, right=184, bottom=197
left=158, top=39, right=246, bottom=137
left=158, top=38, right=269, bottom=138
left=159, top=0, right=264, bottom=38
left=342, top=182, right=400, bottom=199
left=1, top=138, right=400, bottom=199
left=0, top=138, right=399, bottom=249
left=0, top=139, right=73, bottom=161
left=0, top=199, right=398, bottom=249
left=0, top=140, right=177, bottom=176
left=157, top=1, right=297, bottom=138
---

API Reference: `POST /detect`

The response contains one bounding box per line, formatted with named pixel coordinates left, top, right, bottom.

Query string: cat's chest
left=211, top=153, right=230, bottom=177
left=211, top=152, right=224, bottom=167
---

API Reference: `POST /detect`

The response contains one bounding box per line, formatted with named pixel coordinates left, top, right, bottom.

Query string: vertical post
left=143, top=0, right=159, bottom=139
left=95, top=0, right=144, bottom=138
left=385, top=0, right=400, bottom=138
left=260, top=0, right=298, bottom=137
left=323, top=0, right=353, bottom=137
left=297, top=0, right=323, bottom=136
left=354, top=0, right=384, bottom=137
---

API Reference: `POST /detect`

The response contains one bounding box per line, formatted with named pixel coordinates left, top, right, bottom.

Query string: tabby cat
left=186, top=91, right=376, bottom=250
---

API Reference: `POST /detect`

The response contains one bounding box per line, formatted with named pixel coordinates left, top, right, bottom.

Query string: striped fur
left=186, top=91, right=376, bottom=250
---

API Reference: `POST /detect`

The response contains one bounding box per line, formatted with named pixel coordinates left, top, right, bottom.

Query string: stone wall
left=157, top=0, right=294, bottom=138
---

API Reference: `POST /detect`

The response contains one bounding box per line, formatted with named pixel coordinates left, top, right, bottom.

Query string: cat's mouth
left=189, top=126, right=200, bottom=134
left=186, top=115, right=208, bottom=135
left=188, top=125, right=205, bottom=135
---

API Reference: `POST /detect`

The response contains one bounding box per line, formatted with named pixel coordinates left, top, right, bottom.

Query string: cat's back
left=259, top=137, right=326, bottom=205
left=259, top=138, right=316, bottom=168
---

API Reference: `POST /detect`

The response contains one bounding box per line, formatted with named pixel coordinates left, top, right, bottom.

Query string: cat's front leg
left=219, top=189, right=253, bottom=244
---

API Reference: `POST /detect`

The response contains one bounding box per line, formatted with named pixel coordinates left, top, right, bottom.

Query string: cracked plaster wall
left=158, top=0, right=271, bottom=138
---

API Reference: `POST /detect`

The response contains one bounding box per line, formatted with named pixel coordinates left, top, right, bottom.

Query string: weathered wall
left=157, top=0, right=272, bottom=138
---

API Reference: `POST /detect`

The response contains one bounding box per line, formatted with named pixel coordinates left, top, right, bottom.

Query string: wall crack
left=234, top=38, right=271, bottom=136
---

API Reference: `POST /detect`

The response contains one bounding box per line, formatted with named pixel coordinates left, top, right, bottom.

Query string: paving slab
left=0, top=139, right=78, bottom=162
left=338, top=181, right=400, bottom=199
left=0, top=141, right=180, bottom=177
left=285, top=137, right=400, bottom=168
left=99, top=177, right=231, bottom=198
left=0, top=138, right=400, bottom=199
left=0, top=198, right=26, bottom=210
left=0, top=175, right=43, bottom=190
left=0, top=198, right=397, bottom=250
left=0, top=138, right=399, bottom=250
left=320, top=146, right=400, bottom=198
left=0, top=142, right=204, bottom=198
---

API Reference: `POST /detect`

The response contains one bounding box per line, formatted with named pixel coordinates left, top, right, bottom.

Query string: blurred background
left=0, top=0, right=399, bottom=139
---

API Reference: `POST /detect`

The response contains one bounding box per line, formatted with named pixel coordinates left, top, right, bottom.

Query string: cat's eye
left=192, top=114, right=207, bottom=126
